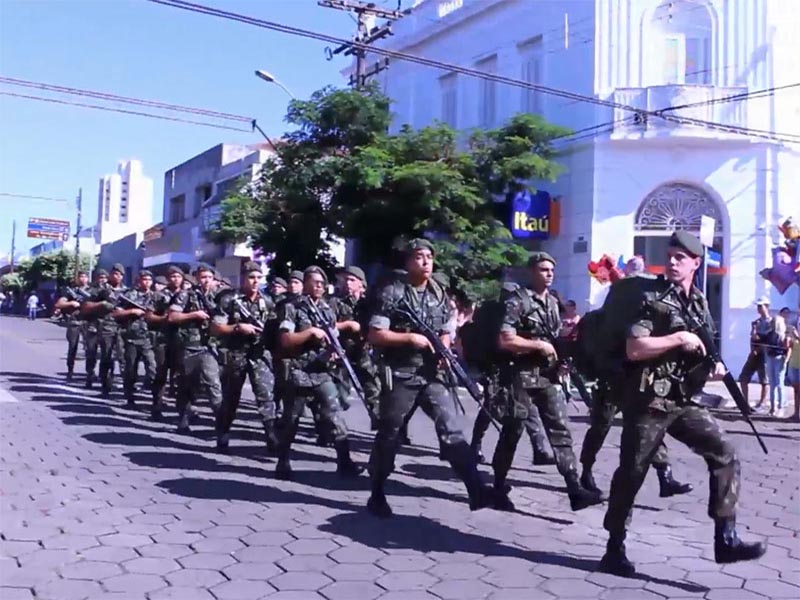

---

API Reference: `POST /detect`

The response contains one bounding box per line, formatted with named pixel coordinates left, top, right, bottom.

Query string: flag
left=707, top=249, right=721, bottom=268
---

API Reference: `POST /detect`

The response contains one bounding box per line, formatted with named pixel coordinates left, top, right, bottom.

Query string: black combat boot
left=176, top=411, right=191, bottom=433
left=367, top=483, right=393, bottom=518
left=335, top=439, right=364, bottom=478
left=66, top=363, right=74, bottom=383
left=492, top=481, right=516, bottom=512
left=125, top=396, right=136, bottom=409
left=533, top=447, right=557, bottom=466
left=216, top=432, right=230, bottom=453
left=398, top=423, right=411, bottom=446
left=714, top=517, right=767, bottom=564
left=470, top=439, right=487, bottom=464
left=566, top=472, right=604, bottom=511
left=150, top=394, right=164, bottom=421
left=580, top=467, right=606, bottom=500
left=275, top=457, right=294, bottom=481
left=85, top=374, right=94, bottom=389
left=655, top=465, right=693, bottom=498
left=263, top=420, right=279, bottom=455
left=598, top=531, right=636, bottom=577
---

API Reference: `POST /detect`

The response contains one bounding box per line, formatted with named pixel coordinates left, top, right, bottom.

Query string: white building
left=369, top=0, right=800, bottom=369
left=97, top=159, right=154, bottom=246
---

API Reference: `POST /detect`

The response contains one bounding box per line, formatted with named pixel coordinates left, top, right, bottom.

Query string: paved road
left=1, top=316, right=798, bottom=600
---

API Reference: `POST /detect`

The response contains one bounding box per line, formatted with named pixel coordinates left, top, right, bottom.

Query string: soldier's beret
left=669, top=230, right=704, bottom=258
left=213, top=269, right=223, bottom=280
left=111, top=263, right=125, bottom=274
left=138, top=269, right=153, bottom=278
left=271, top=277, right=288, bottom=288
left=184, top=273, right=196, bottom=285
left=289, top=270, right=304, bottom=283
left=502, top=281, right=520, bottom=293
left=304, top=265, right=328, bottom=284
left=94, top=269, right=108, bottom=278
left=76, top=270, right=88, bottom=277
left=405, top=238, right=435, bottom=255
left=154, top=275, right=168, bottom=285
left=340, top=265, right=366, bottom=284
left=528, top=251, right=556, bottom=267
left=167, top=265, right=184, bottom=276
left=194, top=263, right=214, bottom=275
left=221, top=277, right=232, bottom=287
left=242, top=261, right=261, bottom=274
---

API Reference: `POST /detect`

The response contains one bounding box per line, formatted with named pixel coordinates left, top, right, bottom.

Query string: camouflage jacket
left=328, top=293, right=369, bottom=355
left=116, top=288, right=153, bottom=344
left=213, top=291, right=276, bottom=358
left=170, top=288, right=216, bottom=352
left=499, top=284, right=561, bottom=373
left=59, top=285, right=91, bottom=325
left=369, top=276, right=452, bottom=371
left=147, top=288, right=180, bottom=343
left=88, top=283, right=128, bottom=335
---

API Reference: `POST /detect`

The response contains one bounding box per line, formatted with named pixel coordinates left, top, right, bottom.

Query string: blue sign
left=707, top=248, right=722, bottom=268
left=510, top=190, right=551, bottom=239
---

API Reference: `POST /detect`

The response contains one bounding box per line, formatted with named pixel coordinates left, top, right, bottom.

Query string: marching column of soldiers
left=53, top=232, right=766, bottom=576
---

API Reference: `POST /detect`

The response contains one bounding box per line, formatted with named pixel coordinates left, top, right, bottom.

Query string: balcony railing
left=613, top=85, right=748, bottom=135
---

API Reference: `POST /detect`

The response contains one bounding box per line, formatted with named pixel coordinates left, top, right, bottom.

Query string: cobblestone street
left=1, top=316, right=798, bottom=600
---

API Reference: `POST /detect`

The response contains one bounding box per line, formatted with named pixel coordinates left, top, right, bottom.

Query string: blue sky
left=0, top=0, right=408, bottom=257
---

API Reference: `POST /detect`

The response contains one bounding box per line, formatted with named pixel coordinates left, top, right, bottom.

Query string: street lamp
left=254, top=69, right=296, bottom=99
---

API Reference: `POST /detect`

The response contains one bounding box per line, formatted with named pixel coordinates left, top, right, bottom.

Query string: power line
left=0, top=91, right=253, bottom=132
left=0, top=76, right=253, bottom=123
left=145, top=0, right=800, bottom=144
left=0, top=193, right=72, bottom=203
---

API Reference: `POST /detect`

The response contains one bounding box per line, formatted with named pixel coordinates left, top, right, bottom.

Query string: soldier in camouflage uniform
left=146, top=267, right=184, bottom=420
left=113, top=270, right=156, bottom=407
left=55, top=270, right=91, bottom=382
left=82, top=263, right=128, bottom=397
left=211, top=261, right=279, bottom=453
left=168, top=265, right=222, bottom=433
left=81, top=269, right=108, bottom=388
left=599, top=231, right=766, bottom=577
left=274, top=266, right=362, bottom=480
left=330, top=265, right=381, bottom=430
left=268, top=277, right=287, bottom=301
left=366, top=239, right=494, bottom=518
left=493, top=252, right=602, bottom=512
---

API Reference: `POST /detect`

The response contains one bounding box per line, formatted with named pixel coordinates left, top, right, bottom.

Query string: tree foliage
left=214, top=85, right=569, bottom=299
left=13, top=251, right=94, bottom=291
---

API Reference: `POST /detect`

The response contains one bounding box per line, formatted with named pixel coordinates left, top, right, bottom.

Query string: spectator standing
left=26, top=292, right=39, bottom=320
left=785, top=308, right=800, bottom=421
left=738, top=298, right=772, bottom=410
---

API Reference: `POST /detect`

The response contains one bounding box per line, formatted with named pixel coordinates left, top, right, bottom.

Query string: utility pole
left=9, top=219, right=16, bottom=274
left=73, top=188, right=82, bottom=281
left=319, top=0, right=405, bottom=88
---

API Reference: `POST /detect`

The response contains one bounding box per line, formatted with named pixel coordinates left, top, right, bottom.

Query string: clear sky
left=0, top=0, right=407, bottom=258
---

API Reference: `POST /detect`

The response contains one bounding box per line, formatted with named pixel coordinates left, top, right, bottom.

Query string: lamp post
left=254, top=69, right=297, bottom=99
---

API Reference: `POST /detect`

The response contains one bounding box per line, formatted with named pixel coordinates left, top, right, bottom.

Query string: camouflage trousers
left=604, top=400, right=739, bottom=534
left=152, top=339, right=178, bottom=406
left=580, top=381, right=670, bottom=470
left=65, top=322, right=83, bottom=373
left=492, top=383, right=578, bottom=488
left=175, top=347, right=222, bottom=419
left=472, top=381, right=550, bottom=455
left=218, top=352, right=275, bottom=435
left=123, top=340, right=155, bottom=401
left=350, top=349, right=381, bottom=415
left=368, top=370, right=479, bottom=490
left=83, top=326, right=99, bottom=378
left=97, top=330, right=122, bottom=392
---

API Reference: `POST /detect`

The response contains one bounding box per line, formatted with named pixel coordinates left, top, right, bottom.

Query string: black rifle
left=396, top=297, right=501, bottom=432
left=117, top=294, right=149, bottom=313
left=191, top=287, right=219, bottom=361
left=301, top=297, right=372, bottom=417
left=64, top=286, right=92, bottom=303
left=672, top=291, right=768, bottom=454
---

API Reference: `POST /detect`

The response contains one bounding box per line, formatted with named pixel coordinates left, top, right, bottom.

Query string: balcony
left=612, top=85, right=749, bottom=137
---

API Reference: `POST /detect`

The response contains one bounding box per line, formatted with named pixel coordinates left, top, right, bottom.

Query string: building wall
left=96, top=231, right=144, bottom=287
left=97, top=159, right=154, bottom=246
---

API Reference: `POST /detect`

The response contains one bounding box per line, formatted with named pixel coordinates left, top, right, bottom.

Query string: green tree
left=215, top=86, right=569, bottom=299
left=14, top=251, right=94, bottom=291
left=0, top=273, right=23, bottom=293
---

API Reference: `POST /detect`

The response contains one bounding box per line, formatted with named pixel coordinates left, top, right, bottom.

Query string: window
left=476, top=55, right=497, bottom=128
left=194, top=184, right=212, bottom=217
left=519, top=38, right=543, bottom=114
left=685, top=37, right=711, bottom=84
left=168, top=194, right=185, bottom=224
left=440, top=73, right=458, bottom=128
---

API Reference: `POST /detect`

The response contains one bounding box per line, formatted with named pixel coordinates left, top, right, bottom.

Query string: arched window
left=634, top=183, right=723, bottom=232
left=648, top=0, right=714, bottom=86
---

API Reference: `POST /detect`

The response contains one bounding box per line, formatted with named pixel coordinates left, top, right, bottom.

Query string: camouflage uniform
left=117, top=288, right=156, bottom=404
left=170, top=288, right=222, bottom=430
left=367, top=275, right=490, bottom=511
left=89, top=282, right=127, bottom=395
left=329, top=293, right=381, bottom=421
left=494, top=282, right=597, bottom=510
left=603, top=285, right=739, bottom=534
left=213, top=291, right=277, bottom=447
left=149, top=287, right=180, bottom=413
left=60, top=284, right=90, bottom=378
left=275, top=295, right=355, bottom=476
left=82, top=286, right=102, bottom=386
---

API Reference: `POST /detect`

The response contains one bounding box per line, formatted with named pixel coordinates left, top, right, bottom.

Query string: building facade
left=142, top=143, right=272, bottom=286
left=97, top=159, right=154, bottom=246
left=369, top=0, right=800, bottom=368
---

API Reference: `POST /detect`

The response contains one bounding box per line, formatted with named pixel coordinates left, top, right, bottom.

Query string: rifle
left=64, top=287, right=92, bottom=303
left=301, top=297, right=374, bottom=419
left=672, top=291, right=768, bottom=455
left=117, top=294, right=148, bottom=313
left=191, top=287, right=219, bottom=361
left=396, top=297, right=501, bottom=432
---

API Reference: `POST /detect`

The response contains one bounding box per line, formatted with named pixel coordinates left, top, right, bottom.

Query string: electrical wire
left=0, top=91, right=253, bottom=132
left=145, top=0, right=800, bottom=144
left=0, top=76, right=253, bottom=123
left=0, top=193, right=72, bottom=203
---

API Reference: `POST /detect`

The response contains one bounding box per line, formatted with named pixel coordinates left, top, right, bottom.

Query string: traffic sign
left=27, top=217, right=71, bottom=241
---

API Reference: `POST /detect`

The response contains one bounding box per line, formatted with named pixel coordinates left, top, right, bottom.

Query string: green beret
left=271, top=277, right=288, bottom=288
left=94, top=269, right=108, bottom=278
left=405, top=238, right=435, bottom=255
left=289, top=270, right=304, bottom=283
left=167, top=265, right=184, bottom=276
left=194, top=263, right=214, bottom=275
left=111, top=263, right=125, bottom=274
left=528, top=251, right=556, bottom=267
left=138, top=270, right=153, bottom=278
left=242, top=261, right=261, bottom=274
left=154, top=275, right=168, bottom=285
left=304, top=265, right=328, bottom=285
left=184, top=273, right=196, bottom=285
left=341, top=265, right=366, bottom=285
left=669, top=230, right=704, bottom=258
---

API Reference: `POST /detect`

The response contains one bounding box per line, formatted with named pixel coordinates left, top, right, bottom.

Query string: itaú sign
left=510, top=190, right=552, bottom=239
